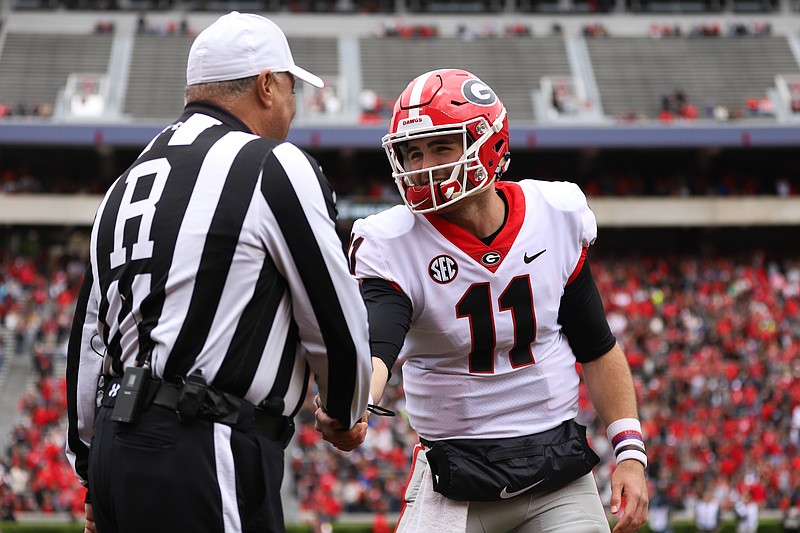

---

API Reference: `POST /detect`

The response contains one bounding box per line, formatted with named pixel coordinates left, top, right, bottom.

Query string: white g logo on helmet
left=462, top=80, right=497, bottom=107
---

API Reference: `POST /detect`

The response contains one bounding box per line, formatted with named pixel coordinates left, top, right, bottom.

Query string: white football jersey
left=350, top=180, right=598, bottom=440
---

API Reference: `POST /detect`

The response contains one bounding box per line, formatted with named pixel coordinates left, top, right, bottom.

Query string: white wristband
left=607, top=418, right=647, bottom=468
left=617, top=449, right=648, bottom=469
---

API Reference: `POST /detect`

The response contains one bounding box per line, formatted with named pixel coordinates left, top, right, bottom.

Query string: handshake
left=313, top=394, right=370, bottom=452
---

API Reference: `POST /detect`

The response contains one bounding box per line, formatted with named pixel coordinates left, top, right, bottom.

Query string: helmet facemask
left=383, top=110, right=507, bottom=214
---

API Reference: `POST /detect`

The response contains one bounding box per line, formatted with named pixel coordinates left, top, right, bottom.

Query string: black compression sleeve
left=359, top=278, right=413, bottom=378
left=557, top=258, right=616, bottom=363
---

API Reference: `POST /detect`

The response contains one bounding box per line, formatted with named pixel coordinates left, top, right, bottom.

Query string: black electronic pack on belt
left=176, top=371, right=207, bottom=419
left=111, top=365, right=151, bottom=423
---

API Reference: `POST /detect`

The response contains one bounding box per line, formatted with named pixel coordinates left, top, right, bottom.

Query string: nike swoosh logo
left=523, top=249, right=546, bottom=264
left=499, top=478, right=546, bottom=499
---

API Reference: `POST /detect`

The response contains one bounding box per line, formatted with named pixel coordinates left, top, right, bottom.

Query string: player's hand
left=84, top=503, right=97, bottom=533
left=608, top=459, right=648, bottom=533
left=313, top=394, right=368, bottom=452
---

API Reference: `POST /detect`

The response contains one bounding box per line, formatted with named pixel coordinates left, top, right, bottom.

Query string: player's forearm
left=369, top=356, right=390, bottom=405
left=581, top=341, right=639, bottom=425
left=584, top=342, right=649, bottom=473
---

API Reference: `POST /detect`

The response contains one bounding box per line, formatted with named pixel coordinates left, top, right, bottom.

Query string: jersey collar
left=423, top=181, right=525, bottom=273
left=181, top=101, right=253, bottom=134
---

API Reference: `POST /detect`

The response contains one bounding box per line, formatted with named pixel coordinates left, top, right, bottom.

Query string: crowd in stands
left=1, top=364, right=83, bottom=520
left=92, top=20, right=115, bottom=33
left=455, top=21, right=531, bottom=39
left=549, top=76, right=590, bottom=116
left=0, top=163, right=109, bottom=194
left=373, top=19, right=439, bottom=38
left=0, top=255, right=82, bottom=358
left=1, top=242, right=798, bottom=531
left=648, top=23, right=684, bottom=38
left=785, top=77, right=800, bottom=113
left=658, top=89, right=699, bottom=123
left=0, top=103, right=53, bottom=119
left=357, top=88, right=391, bottom=124
left=0, top=253, right=86, bottom=521
left=331, top=158, right=800, bottom=200
left=1, top=0, right=790, bottom=12
left=572, top=166, right=797, bottom=197
left=665, top=21, right=775, bottom=37
left=4, top=158, right=796, bottom=199
left=3, top=153, right=800, bottom=198
left=727, top=21, right=773, bottom=37
left=611, top=88, right=777, bottom=124
left=368, top=17, right=777, bottom=39
left=582, top=22, right=611, bottom=37
left=135, top=12, right=194, bottom=35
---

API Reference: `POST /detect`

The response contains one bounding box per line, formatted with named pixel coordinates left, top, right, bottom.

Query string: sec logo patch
left=429, top=255, right=458, bottom=284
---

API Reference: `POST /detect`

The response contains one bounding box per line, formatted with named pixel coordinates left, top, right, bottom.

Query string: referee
left=65, top=12, right=372, bottom=533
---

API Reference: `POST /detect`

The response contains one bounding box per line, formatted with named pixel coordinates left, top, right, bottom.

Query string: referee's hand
left=84, top=503, right=96, bottom=533
left=313, top=394, right=368, bottom=452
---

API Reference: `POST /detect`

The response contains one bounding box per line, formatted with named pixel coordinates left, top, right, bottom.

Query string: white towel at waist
left=399, top=464, right=469, bottom=533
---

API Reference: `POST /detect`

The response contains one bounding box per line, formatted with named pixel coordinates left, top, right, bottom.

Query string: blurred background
left=0, top=0, right=799, bottom=531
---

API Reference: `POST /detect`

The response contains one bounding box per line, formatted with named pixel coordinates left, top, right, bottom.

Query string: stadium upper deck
left=2, top=6, right=800, bottom=136
left=2, top=5, right=800, bottom=228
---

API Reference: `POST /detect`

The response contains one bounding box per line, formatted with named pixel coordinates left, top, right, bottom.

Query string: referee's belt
left=101, top=377, right=294, bottom=448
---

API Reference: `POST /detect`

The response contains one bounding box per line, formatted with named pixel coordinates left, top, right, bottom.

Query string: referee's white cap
left=186, top=11, right=324, bottom=88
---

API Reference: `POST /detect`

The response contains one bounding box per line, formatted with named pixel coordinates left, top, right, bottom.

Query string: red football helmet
left=382, top=69, right=510, bottom=213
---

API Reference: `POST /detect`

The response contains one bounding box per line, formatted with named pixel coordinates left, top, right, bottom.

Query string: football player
left=316, top=69, right=648, bottom=533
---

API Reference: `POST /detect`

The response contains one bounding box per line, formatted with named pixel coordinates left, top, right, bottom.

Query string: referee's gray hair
left=184, top=75, right=258, bottom=106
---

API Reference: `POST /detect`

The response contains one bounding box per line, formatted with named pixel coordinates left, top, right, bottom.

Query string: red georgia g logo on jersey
left=429, top=255, right=458, bottom=284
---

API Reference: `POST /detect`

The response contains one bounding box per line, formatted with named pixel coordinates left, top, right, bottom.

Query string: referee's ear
left=255, top=69, right=276, bottom=109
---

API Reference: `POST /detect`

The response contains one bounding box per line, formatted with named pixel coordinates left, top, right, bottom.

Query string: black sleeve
left=557, top=258, right=616, bottom=364
left=359, top=278, right=413, bottom=379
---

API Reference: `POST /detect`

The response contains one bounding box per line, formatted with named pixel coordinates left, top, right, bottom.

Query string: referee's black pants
left=89, top=401, right=286, bottom=533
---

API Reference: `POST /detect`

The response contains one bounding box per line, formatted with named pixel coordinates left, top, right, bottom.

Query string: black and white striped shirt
left=66, top=102, right=372, bottom=485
